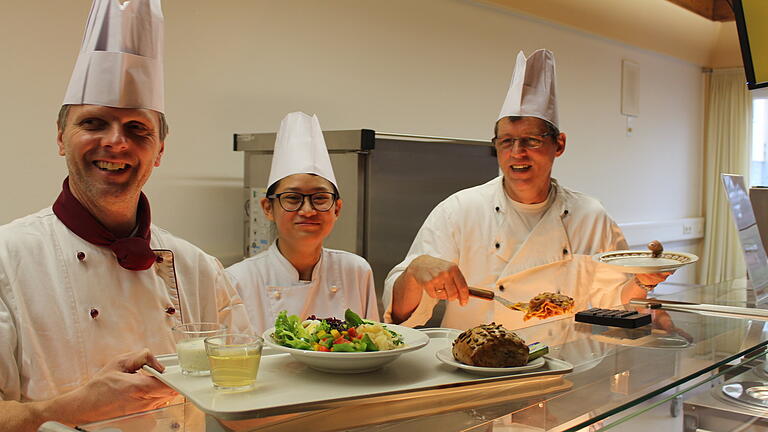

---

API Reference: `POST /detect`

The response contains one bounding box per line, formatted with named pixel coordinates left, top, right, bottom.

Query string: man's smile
left=93, top=160, right=130, bottom=173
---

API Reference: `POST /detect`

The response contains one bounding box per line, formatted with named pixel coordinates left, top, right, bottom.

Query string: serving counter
left=75, top=279, right=768, bottom=432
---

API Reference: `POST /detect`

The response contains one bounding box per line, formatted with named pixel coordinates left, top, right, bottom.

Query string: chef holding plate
left=383, top=49, right=671, bottom=331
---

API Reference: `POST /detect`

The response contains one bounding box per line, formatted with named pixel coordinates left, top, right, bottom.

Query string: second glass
left=172, top=322, right=227, bottom=376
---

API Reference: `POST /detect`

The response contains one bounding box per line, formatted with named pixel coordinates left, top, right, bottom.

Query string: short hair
left=57, top=104, right=169, bottom=141
left=266, top=175, right=340, bottom=198
left=493, top=116, right=559, bottom=140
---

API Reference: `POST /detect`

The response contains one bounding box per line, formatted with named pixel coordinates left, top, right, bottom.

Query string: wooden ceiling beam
left=712, top=0, right=735, bottom=21
left=666, top=0, right=734, bottom=21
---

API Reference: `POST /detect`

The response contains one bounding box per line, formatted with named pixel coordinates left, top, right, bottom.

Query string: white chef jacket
left=226, top=242, right=379, bottom=335
left=0, top=207, right=251, bottom=401
left=382, top=176, right=631, bottom=331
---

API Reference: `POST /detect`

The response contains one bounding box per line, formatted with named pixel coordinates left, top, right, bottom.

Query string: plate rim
left=592, top=250, right=699, bottom=273
left=434, top=346, right=546, bottom=373
left=262, top=323, right=429, bottom=359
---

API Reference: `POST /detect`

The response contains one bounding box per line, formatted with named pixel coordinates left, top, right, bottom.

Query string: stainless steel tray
left=143, top=328, right=573, bottom=421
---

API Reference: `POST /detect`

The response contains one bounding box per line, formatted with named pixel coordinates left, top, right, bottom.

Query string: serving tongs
left=468, top=287, right=528, bottom=311
left=629, top=298, right=768, bottom=321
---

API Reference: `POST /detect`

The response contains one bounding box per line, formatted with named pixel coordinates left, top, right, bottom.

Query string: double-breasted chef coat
left=0, top=208, right=251, bottom=401
left=383, top=176, right=631, bottom=331
left=226, top=242, right=379, bottom=335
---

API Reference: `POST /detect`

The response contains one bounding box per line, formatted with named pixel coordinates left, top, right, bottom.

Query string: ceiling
left=666, top=0, right=734, bottom=21
left=476, top=0, right=742, bottom=68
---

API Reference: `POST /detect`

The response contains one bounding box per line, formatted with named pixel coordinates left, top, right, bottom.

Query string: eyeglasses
left=492, top=132, right=557, bottom=151
left=268, top=192, right=337, bottom=212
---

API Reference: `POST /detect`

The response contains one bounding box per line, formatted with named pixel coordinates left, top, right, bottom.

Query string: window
left=750, top=95, right=768, bottom=186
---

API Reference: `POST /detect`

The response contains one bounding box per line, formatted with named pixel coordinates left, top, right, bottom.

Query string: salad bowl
left=262, top=323, right=430, bottom=373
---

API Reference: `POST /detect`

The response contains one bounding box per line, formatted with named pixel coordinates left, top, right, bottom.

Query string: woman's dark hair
left=267, top=175, right=340, bottom=198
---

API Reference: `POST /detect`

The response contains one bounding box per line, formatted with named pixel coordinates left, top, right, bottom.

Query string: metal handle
left=630, top=298, right=768, bottom=320
left=468, top=286, right=495, bottom=300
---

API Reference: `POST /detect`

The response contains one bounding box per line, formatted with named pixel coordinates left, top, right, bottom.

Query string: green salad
left=272, top=309, right=404, bottom=352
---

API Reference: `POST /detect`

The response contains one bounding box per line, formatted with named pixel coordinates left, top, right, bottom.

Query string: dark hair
left=267, top=174, right=340, bottom=198
left=493, top=116, right=559, bottom=140
left=57, top=104, right=169, bottom=141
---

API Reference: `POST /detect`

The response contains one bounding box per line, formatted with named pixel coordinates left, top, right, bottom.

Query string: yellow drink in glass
left=205, top=333, right=263, bottom=391
left=208, top=352, right=262, bottom=388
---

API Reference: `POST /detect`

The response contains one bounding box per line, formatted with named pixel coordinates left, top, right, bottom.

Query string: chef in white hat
left=227, top=112, right=379, bottom=335
left=383, top=49, right=669, bottom=330
left=0, top=0, right=249, bottom=428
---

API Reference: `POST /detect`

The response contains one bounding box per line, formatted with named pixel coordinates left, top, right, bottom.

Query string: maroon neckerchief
left=52, top=177, right=156, bottom=271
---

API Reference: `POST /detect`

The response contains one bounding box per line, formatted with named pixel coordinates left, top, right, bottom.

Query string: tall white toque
left=267, top=112, right=338, bottom=191
left=63, top=0, right=164, bottom=113
left=497, top=49, right=558, bottom=129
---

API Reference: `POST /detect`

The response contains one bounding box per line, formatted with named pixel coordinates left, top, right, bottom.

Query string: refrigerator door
left=366, top=134, right=498, bottom=322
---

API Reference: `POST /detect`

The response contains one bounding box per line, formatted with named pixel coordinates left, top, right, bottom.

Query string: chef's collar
left=271, top=240, right=324, bottom=283
left=53, top=177, right=156, bottom=271
left=496, top=177, right=559, bottom=213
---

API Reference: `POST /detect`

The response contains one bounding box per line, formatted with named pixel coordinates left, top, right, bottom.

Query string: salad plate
left=592, top=250, right=698, bottom=274
left=263, top=323, right=429, bottom=373
left=435, top=347, right=546, bottom=376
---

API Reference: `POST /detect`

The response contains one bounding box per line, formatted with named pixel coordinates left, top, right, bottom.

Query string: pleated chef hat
left=267, top=112, right=338, bottom=190
left=497, top=49, right=558, bottom=128
left=63, top=0, right=164, bottom=113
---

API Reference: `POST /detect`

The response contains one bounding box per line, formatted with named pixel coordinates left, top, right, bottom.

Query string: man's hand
left=391, top=255, right=469, bottom=323
left=635, top=272, right=673, bottom=288
left=1, top=349, right=177, bottom=432
left=44, top=349, right=177, bottom=425
left=406, top=255, right=470, bottom=304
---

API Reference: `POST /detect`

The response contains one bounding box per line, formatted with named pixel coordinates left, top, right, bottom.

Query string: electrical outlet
left=682, top=224, right=693, bottom=235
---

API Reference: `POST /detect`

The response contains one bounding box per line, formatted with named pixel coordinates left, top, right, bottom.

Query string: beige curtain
left=697, top=68, right=752, bottom=285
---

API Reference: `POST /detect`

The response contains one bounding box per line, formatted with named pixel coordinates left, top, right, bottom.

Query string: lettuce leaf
left=273, top=310, right=312, bottom=350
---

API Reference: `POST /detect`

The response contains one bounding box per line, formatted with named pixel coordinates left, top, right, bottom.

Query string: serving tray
left=143, top=328, right=573, bottom=421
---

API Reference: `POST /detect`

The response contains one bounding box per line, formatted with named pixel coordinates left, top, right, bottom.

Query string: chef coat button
left=77, top=251, right=86, bottom=261
left=89, top=308, right=99, bottom=319
left=156, top=255, right=164, bottom=264
left=563, top=248, right=569, bottom=255
left=563, top=209, right=569, bottom=216
left=495, top=242, right=500, bottom=249
left=499, top=285, right=505, bottom=292
left=495, top=206, right=500, bottom=212
left=329, top=285, right=339, bottom=293
left=165, top=306, right=176, bottom=315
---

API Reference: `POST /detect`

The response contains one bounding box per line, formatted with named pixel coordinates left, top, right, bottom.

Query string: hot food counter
left=73, top=279, right=768, bottom=432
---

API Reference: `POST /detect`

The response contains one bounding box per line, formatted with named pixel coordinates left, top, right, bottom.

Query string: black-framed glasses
left=492, top=132, right=557, bottom=151
left=268, top=192, right=337, bottom=212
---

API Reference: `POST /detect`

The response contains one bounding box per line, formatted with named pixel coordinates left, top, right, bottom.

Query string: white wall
left=0, top=1, right=703, bottom=278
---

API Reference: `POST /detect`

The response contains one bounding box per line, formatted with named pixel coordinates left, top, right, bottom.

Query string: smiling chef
left=226, top=112, right=379, bottom=334
left=0, top=0, right=249, bottom=429
left=383, top=49, right=669, bottom=330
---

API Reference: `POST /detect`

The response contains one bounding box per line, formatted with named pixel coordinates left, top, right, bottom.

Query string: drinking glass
left=204, top=333, right=264, bottom=392
left=172, top=322, right=227, bottom=376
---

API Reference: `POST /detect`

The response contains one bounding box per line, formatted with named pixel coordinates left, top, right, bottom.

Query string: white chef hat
left=63, top=0, right=164, bottom=113
left=497, top=49, right=558, bottom=129
left=267, top=112, right=338, bottom=191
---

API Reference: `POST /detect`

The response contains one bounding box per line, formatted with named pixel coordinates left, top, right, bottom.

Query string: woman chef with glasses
left=226, top=112, right=379, bottom=334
